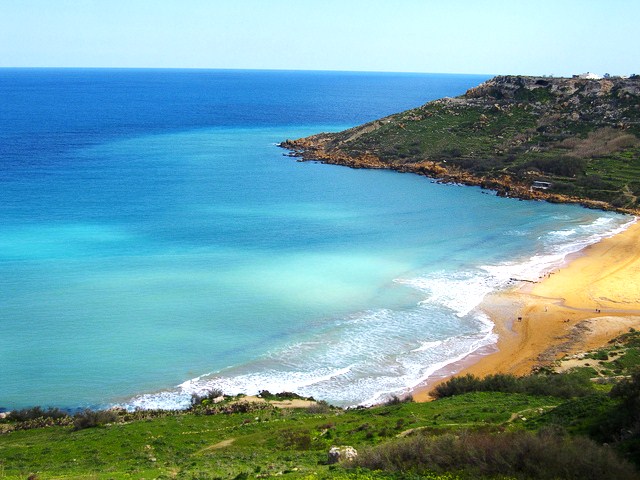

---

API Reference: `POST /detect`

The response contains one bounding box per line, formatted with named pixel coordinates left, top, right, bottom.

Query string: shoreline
left=280, top=140, right=640, bottom=217
left=412, top=217, right=640, bottom=401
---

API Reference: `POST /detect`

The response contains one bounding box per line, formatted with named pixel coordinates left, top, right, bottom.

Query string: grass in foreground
left=1, top=331, right=639, bottom=479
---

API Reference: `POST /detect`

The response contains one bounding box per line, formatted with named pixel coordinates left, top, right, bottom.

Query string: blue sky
left=1, top=0, right=638, bottom=75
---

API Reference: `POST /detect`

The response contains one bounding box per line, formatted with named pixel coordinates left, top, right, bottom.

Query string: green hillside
left=282, top=75, right=640, bottom=213
left=2, top=331, right=640, bottom=479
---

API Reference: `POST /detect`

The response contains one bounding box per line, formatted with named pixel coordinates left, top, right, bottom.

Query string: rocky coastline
left=280, top=136, right=619, bottom=212
left=280, top=75, right=640, bottom=215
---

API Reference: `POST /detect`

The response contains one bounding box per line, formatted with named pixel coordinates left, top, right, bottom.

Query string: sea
left=0, top=69, right=633, bottom=411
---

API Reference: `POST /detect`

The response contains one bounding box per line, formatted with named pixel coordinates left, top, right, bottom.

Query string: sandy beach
left=413, top=216, right=640, bottom=401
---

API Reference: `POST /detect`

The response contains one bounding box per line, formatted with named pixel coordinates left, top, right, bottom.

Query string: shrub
left=518, top=372, right=593, bottom=398
left=576, top=175, right=615, bottom=190
left=431, top=374, right=483, bottom=398
left=383, top=394, right=414, bottom=406
left=307, top=400, right=333, bottom=414
left=610, top=369, right=640, bottom=409
left=258, top=390, right=313, bottom=401
left=549, top=181, right=577, bottom=194
left=275, top=391, right=310, bottom=400
left=7, top=406, right=69, bottom=422
left=2, top=406, right=73, bottom=431
left=477, top=373, right=519, bottom=392
left=190, top=388, right=224, bottom=407
left=280, top=429, right=312, bottom=450
left=431, top=372, right=593, bottom=399
left=603, top=369, right=640, bottom=464
left=524, top=156, right=586, bottom=177
left=528, top=393, right=613, bottom=435
left=514, top=86, right=553, bottom=103
left=353, top=429, right=637, bottom=479
left=72, top=409, right=119, bottom=431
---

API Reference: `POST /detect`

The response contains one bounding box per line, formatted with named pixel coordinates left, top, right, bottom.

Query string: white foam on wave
left=359, top=314, right=498, bottom=406
left=485, top=215, right=637, bottom=284
left=119, top=303, right=498, bottom=409
left=211, top=365, right=355, bottom=394
left=396, top=271, right=497, bottom=318
left=412, top=340, right=443, bottom=352
left=548, top=228, right=577, bottom=237
left=122, top=365, right=355, bottom=411
left=117, top=262, right=524, bottom=410
left=119, top=214, right=636, bottom=411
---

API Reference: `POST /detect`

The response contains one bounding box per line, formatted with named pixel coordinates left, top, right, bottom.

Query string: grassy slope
left=0, top=393, right=559, bottom=479
left=2, top=330, right=640, bottom=479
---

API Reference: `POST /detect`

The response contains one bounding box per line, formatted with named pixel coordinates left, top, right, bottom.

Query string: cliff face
left=281, top=75, right=640, bottom=213
left=465, top=75, right=640, bottom=101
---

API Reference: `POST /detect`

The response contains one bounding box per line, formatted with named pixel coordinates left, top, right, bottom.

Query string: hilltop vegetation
left=282, top=75, right=640, bottom=213
left=2, top=330, right=640, bottom=479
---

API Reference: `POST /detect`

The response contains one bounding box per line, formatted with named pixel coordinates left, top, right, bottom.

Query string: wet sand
left=413, top=217, right=640, bottom=401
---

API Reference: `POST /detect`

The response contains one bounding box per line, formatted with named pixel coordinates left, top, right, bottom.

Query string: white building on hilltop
left=574, top=72, right=603, bottom=80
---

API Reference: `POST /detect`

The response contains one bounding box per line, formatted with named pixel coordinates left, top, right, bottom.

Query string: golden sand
left=413, top=217, right=640, bottom=401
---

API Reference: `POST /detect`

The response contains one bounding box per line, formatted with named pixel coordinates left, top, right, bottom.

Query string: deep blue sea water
left=0, top=69, right=632, bottom=410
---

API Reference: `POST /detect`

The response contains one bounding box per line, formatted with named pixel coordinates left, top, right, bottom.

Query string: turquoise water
left=0, top=70, right=631, bottom=410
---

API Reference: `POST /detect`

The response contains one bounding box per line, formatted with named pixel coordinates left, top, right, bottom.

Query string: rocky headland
left=281, top=75, right=640, bottom=213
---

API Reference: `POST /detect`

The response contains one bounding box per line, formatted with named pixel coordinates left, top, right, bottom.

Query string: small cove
left=0, top=69, right=630, bottom=409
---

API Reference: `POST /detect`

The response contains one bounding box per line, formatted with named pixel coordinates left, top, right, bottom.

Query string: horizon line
left=0, top=66, right=500, bottom=77
left=0, top=66, right=628, bottom=78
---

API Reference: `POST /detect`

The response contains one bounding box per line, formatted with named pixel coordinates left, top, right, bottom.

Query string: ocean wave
left=119, top=303, right=497, bottom=410
left=412, top=340, right=443, bottom=352
left=548, top=228, right=577, bottom=237
left=505, top=215, right=637, bottom=282
left=396, top=272, right=497, bottom=318
left=119, top=214, right=636, bottom=411
left=505, top=229, right=528, bottom=237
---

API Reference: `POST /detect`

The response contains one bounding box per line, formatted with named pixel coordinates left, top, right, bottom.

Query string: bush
left=431, top=372, right=593, bottom=399
left=353, top=429, right=637, bottom=479
left=72, top=409, right=119, bottom=431
left=383, top=394, right=414, bottom=406
left=431, top=374, right=483, bottom=398
left=603, top=369, right=640, bottom=464
left=2, top=406, right=73, bottom=431
left=477, top=373, right=519, bottom=392
left=280, top=429, right=312, bottom=450
left=610, top=369, right=640, bottom=409
left=524, top=156, right=586, bottom=177
left=7, top=406, right=69, bottom=422
left=549, top=181, right=577, bottom=194
left=528, top=393, right=613, bottom=434
left=190, top=388, right=224, bottom=407
left=576, top=175, right=615, bottom=190
left=307, top=400, right=333, bottom=414
left=257, top=390, right=312, bottom=401
left=518, top=372, right=593, bottom=398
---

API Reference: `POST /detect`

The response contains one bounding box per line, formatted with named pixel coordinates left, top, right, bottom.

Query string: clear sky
left=1, top=0, right=638, bottom=76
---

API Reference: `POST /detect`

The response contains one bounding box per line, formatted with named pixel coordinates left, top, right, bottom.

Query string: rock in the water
left=328, top=446, right=358, bottom=464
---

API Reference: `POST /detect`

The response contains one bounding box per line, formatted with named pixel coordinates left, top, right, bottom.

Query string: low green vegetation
left=431, top=370, right=595, bottom=400
left=1, top=331, right=639, bottom=479
left=354, top=429, right=636, bottom=480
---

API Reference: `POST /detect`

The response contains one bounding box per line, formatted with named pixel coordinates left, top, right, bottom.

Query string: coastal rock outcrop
left=281, top=75, right=640, bottom=214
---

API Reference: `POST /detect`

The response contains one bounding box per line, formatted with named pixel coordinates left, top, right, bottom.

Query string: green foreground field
left=2, top=331, right=640, bottom=480
left=1, top=393, right=558, bottom=479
